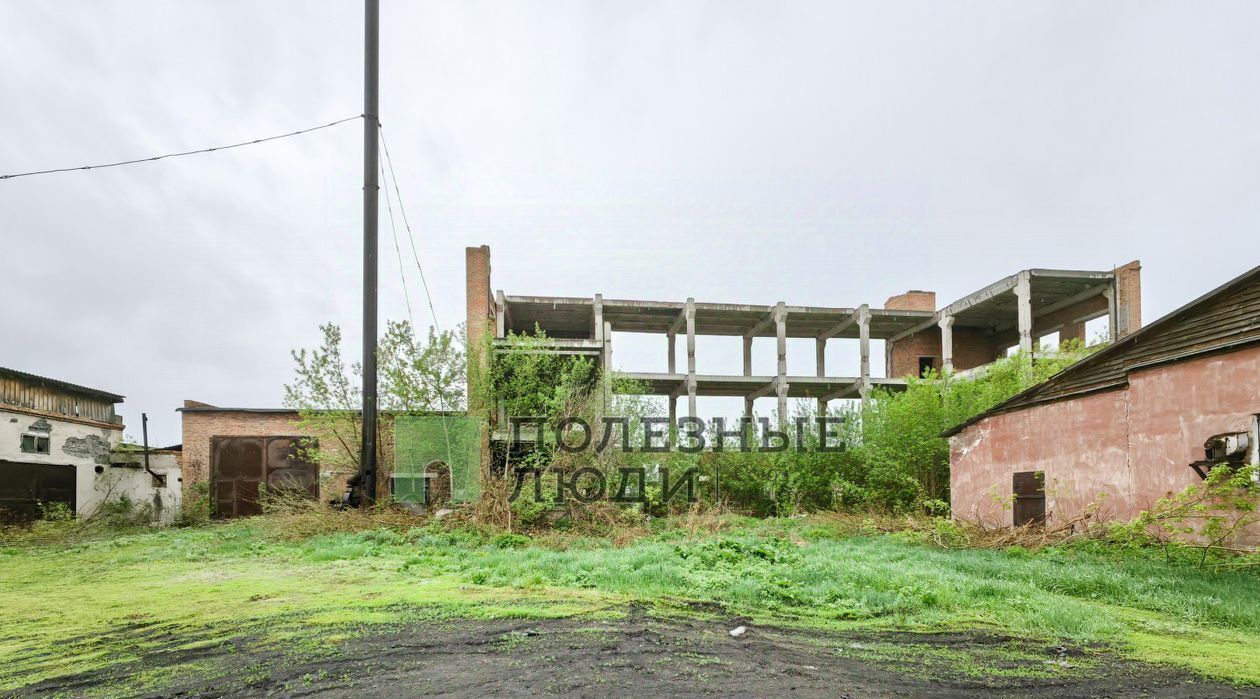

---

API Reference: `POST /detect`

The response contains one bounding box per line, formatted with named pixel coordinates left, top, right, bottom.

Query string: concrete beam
left=745, top=303, right=782, bottom=339
left=991, top=283, right=1109, bottom=334
left=1072, top=308, right=1108, bottom=325
left=818, top=307, right=861, bottom=341
left=1028, top=268, right=1115, bottom=280
left=667, top=304, right=688, bottom=336
left=747, top=379, right=779, bottom=401
left=887, top=275, right=1019, bottom=344
left=819, top=381, right=861, bottom=403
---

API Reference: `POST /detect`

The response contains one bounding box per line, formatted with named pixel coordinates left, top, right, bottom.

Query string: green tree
left=283, top=321, right=466, bottom=486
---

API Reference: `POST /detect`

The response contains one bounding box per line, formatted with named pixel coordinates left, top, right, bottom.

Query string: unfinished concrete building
left=465, top=246, right=1142, bottom=427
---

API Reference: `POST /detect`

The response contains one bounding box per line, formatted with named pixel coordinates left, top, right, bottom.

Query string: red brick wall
left=951, top=343, right=1260, bottom=527
left=181, top=403, right=407, bottom=505
left=953, top=327, right=1002, bottom=371
left=889, top=326, right=1005, bottom=377
left=885, top=291, right=939, bottom=378
left=888, top=329, right=941, bottom=378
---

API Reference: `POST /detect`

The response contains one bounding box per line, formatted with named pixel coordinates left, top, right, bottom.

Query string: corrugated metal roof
left=943, top=265, right=1260, bottom=438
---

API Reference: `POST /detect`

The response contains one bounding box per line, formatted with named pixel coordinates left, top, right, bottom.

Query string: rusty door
left=211, top=437, right=318, bottom=518
left=1012, top=471, right=1046, bottom=526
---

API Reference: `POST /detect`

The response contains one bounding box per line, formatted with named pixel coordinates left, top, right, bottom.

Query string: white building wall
left=108, top=452, right=183, bottom=524
left=0, top=408, right=175, bottom=521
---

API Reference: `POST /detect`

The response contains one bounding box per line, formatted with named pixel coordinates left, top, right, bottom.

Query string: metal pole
left=140, top=412, right=162, bottom=485
left=355, top=0, right=380, bottom=505
left=141, top=413, right=151, bottom=474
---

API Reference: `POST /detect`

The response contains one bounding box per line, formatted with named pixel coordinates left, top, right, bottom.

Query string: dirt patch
left=17, top=610, right=1252, bottom=698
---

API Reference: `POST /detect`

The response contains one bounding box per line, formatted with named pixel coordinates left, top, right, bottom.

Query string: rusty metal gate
left=211, top=436, right=318, bottom=518
left=0, top=460, right=76, bottom=522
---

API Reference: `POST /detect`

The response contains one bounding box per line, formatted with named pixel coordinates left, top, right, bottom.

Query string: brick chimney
left=884, top=290, right=937, bottom=313
left=1114, top=260, right=1142, bottom=337
left=465, top=245, right=492, bottom=414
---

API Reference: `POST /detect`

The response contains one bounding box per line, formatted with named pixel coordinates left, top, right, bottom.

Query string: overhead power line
left=376, top=125, right=457, bottom=465
left=0, top=114, right=363, bottom=181
left=379, top=125, right=440, bottom=330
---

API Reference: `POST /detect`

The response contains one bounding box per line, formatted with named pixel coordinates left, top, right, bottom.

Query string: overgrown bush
left=0, top=494, right=156, bottom=546
left=178, top=481, right=212, bottom=526
left=841, top=343, right=1095, bottom=512
left=483, top=331, right=1095, bottom=522
left=1097, top=464, right=1260, bottom=566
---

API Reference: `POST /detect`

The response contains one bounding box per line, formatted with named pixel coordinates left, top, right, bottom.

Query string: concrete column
left=775, top=302, right=787, bottom=425
left=742, top=336, right=752, bottom=376
left=1102, top=286, right=1117, bottom=342
left=495, top=290, right=506, bottom=339
left=1015, top=271, right=1033, bottom=355
left=858, top=304, right=871, bottom=380
left=815, top=338, right=826, bottom=414
left=593, top=294, right=603, bottom=342
left=603, top=320, right=613, bottom=409
left=858, top=304, right=871, bottom=405
left=938, top=314, right=955, bottom=373
left=743, top=397, right=754, bottom=420
left=667, top=333, right=676, bottom=374
left=776, top=379, right=789, bottom=428
left=686, top=298, right=697, bottom=419
left=668, top=395, right=677, bottom=432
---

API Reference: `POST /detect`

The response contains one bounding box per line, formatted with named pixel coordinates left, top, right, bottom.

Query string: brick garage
left=178, top=401, right=360, bottom=513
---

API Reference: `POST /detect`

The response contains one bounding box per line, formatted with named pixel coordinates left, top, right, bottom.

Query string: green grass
left=3, top=515, right=1260, bottom=692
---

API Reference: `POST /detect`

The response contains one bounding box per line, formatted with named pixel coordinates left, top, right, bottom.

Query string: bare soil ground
left=18, top=607, right=1255, bottom=698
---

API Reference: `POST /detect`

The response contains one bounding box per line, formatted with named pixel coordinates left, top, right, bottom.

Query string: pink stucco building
left=946, top=266, right=1260, bottom=528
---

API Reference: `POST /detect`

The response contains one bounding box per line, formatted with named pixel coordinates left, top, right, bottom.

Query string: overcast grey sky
left=2, top=0, right=1258, bottom=444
